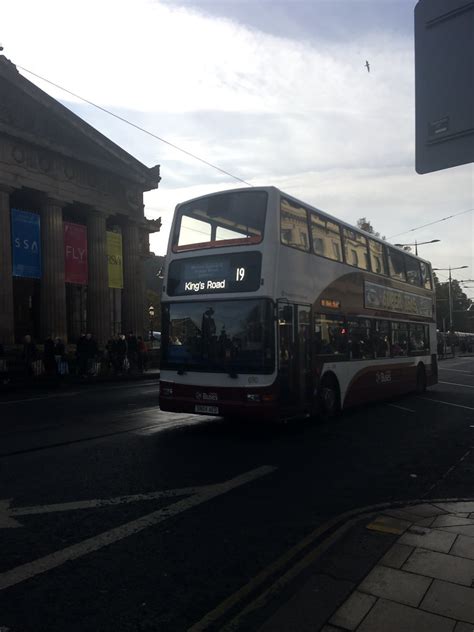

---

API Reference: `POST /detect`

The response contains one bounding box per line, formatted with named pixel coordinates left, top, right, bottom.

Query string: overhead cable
left=17, top=64, right=253, bottom=187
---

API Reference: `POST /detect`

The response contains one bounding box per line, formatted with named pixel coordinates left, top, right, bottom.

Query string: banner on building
left=11, top=209, right=42, bottom=279
left=64, top=222, right=88, bottom=285
left=107, top=231, right=123, bottom=289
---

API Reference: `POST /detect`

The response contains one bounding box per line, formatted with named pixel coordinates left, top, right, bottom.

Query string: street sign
left=415, top=0, right=474, bottom=174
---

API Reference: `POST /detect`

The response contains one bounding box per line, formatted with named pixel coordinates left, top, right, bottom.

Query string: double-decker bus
left=159, top=187, right=437, bottom=421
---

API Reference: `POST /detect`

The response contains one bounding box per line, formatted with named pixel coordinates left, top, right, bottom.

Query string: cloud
left=3, top=0, right=472, bottom=274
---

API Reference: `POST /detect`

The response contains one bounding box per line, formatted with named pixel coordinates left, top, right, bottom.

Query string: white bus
left=159, top=187, right=437, bottom=421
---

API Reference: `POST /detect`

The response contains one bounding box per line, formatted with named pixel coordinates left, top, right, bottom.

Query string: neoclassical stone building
left=0, top=56, right=161, bottom=347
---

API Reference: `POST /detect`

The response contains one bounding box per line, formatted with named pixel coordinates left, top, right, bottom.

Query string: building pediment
left=0, top=56, right=160, bottom=191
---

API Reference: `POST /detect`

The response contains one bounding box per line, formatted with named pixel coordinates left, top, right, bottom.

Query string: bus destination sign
left=167, top=252, right=262, bottom=296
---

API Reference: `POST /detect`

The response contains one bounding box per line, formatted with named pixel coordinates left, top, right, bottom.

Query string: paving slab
left=450, top=534, right=474, bottom=561
left=366, top=514, right=411, bottom=535
left=405, top=503, right=449, bottom=517
left=434, top=502, right=474, bottom=514
left=398, top=526, right=457, bottom=553
left=454, top=622, right=474, bottom=632
left=421, top=579, right=474, bottom=624
left=358, top=565, right=432, bottom=607
left=402, top=548, right=474, bottom=587
left=357, top=598, right=455, bottom=632
left=379, top=542, right=414, bottom=569
left=432, top=515, right=474, bottom=528
left=439, top=525, right=474, bottom=537
left=329, top=590, right=376, bottom=630
left=382, top=508, right=438, bottom=524
left=258, top=573, right=354, bottom=632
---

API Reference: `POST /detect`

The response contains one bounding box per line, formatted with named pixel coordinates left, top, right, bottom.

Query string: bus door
left=278, top=302, right=312, bottom=410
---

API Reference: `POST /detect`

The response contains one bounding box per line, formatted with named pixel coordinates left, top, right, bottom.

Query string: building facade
left=0, top=56, right=161, bottom=348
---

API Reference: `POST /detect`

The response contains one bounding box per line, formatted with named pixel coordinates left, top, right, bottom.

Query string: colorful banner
left=107, top=231, right=123, bottom=289
left=11, top=209, right=42, bottom=278
left=64, top=222, right=88, bottom=285
left=365, top=281, right=433, bottom=318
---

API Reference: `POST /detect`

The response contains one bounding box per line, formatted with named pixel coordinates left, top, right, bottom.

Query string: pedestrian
left=76, top=333, right=87, bottom=377
left=116, top=333, right=128, bottom=373
left=54, top=337, right=68, bottom=376
left=0, top=343, right=9, bottom=385
left=43, top=335, right=56, bottom=376
left=137, top=336, right=147, bottom=373
left=85, top=333, right=99, bottom=376
left=127, top=331, right=138, bottom=373
left=23, top=334, right=39, bottom=377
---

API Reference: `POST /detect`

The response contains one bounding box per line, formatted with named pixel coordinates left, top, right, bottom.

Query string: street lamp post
left=394, top=239, right=440, bottom=255
left=433, top=265, right=469, bottom=330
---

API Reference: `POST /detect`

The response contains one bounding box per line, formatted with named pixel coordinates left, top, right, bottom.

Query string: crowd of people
left=0, top=331, right=150, bottom=382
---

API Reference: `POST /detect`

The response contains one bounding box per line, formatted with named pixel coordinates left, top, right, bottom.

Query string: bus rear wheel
left=416, top=365, right=427, bottom=393
left=318, top=377, right=341, bottom=421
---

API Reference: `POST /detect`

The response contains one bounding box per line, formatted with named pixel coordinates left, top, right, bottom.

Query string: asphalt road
left=0, top=357, right=473, bottom=632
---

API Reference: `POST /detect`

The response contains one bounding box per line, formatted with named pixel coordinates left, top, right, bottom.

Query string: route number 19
left=235, top=267, right=246, bottom=282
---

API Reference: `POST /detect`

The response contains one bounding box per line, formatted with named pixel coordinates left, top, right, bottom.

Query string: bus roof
left=174, top=186, right=432, bottom=266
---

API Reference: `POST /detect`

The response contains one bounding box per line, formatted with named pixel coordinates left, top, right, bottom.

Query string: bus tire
left=318, top=375, right=341, bottom=421
left=416, top=364, right=426, bottom=393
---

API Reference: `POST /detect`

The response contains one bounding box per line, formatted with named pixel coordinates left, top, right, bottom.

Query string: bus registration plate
left=195, top=405, right=219, bottom=415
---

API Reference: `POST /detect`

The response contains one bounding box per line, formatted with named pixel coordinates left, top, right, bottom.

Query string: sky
left=2, top=0, right=473, bottom=294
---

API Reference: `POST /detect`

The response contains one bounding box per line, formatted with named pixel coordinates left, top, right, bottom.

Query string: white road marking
left=439, top=368, right=472, bottom=374
left=0, top=465, right=276, bottom=591
left=439, top=381, right=474, bottom=389
left=0, top=482, right=227, bottom=528
left=388, top=404, right=415, bottom=413
left=417, top=397, right=474, bottom=411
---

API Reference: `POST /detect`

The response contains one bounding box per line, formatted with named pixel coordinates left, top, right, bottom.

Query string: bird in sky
left=365, top=60, right=370, bottom=73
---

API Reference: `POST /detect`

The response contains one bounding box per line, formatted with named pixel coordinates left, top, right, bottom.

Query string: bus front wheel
left=318, top=377, right=341, bottom=420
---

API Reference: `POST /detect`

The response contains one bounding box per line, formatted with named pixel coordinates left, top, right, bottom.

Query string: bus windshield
left=162, top=298, right=274, bottom=374
left=172, top=190, right=268, bottom=252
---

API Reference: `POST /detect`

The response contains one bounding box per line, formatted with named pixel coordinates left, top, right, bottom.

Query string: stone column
left=0, top=186, right=15, bottom=345
left=122, top=220, right=145, bottom=336
left=87, top=211, right=110, bottom=347
left=40, top=198, right=67, bottom=342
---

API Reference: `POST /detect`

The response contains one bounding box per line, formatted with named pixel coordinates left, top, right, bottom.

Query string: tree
left=434, top=272, right=473, bottom=332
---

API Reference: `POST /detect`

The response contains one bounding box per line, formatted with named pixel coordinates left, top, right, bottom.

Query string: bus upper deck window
left=342, top=229, right=369, bottom=271
left=280, top=198, right=310, bottom=252
left=368, top=239, right=387, bottom=275
left=420, top=261, right=433, bottom=290
left=311, top=213, right=343, bottom=262
left=388, top=248, right=407, bottom=282
left=405, top=255, right=422, bottom=286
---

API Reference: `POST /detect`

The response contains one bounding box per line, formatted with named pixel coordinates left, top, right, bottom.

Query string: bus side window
left=314, top=314, right=347, bottom=357
left=348, top=318, right=374, bottom=360
left=391, top=322, right=408, bottom=356
left=310, top=213, right=343, bottom=262
left=420, top=261, right=433, bottom=290
left=368, top=239, right=388, bottom=275
left=280, top=199, right=310, bottom=252
left=374, top=320, right=390, bottom=358
left=342, top=229, right=369, bottom=271
left=388, top=249, right=407, bottom=282
left=405, top=255, right=422, bottom=286
left=409, top=324, right=429, bottom=354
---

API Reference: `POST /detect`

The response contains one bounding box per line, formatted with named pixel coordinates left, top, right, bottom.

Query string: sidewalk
left=260, top=501, right=474, bottom=632
left=0, top=367, right=160, bottom=395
